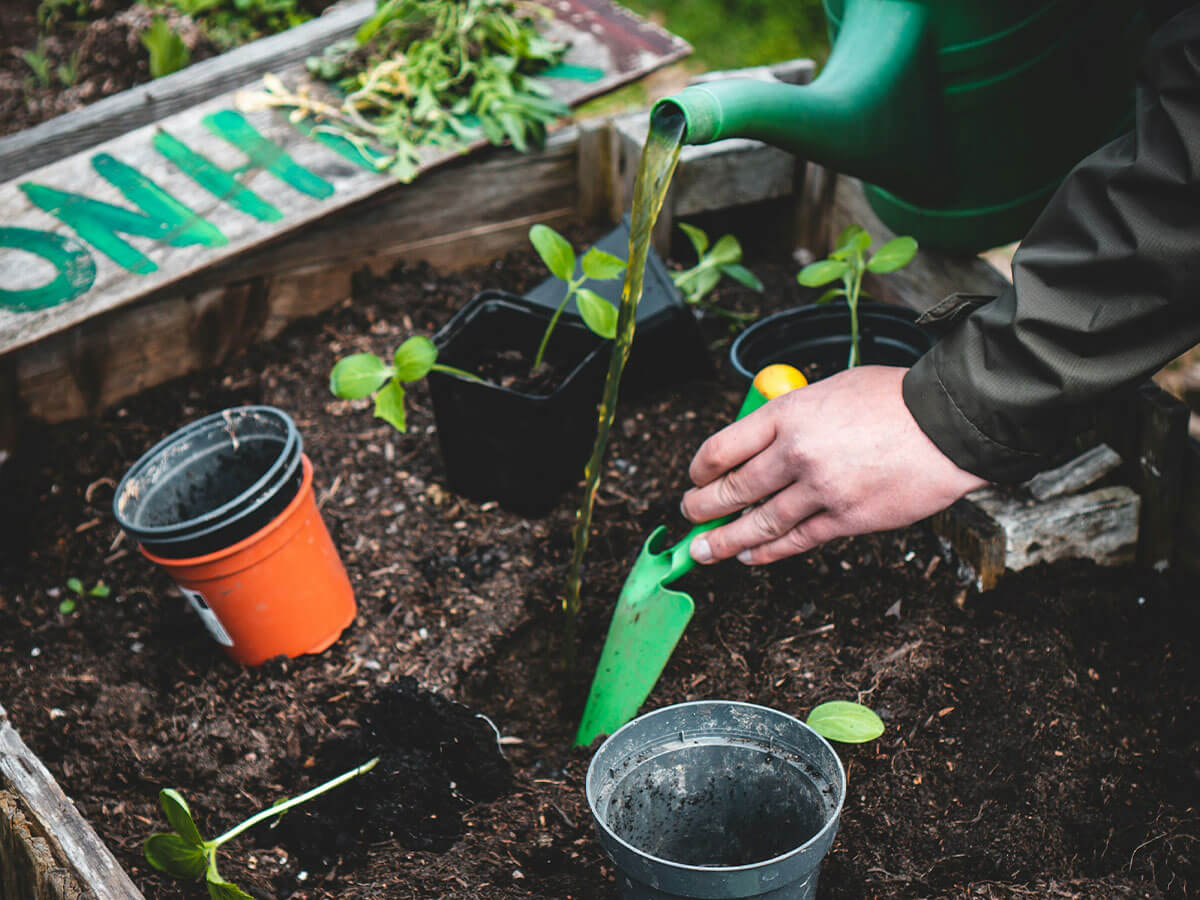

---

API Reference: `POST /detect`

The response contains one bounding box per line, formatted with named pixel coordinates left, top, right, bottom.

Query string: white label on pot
left=179, top=586, right=234, bottom=647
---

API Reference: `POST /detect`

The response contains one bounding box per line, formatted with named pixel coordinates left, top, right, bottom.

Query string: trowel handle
left=672, top=364, right=807, bottom=576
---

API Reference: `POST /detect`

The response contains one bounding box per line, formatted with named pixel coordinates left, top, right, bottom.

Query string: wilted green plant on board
left=330, top=335, right=480, bottom=432
left=59, top=577, right=110, bottom=615
left=671, top=222, right=762, bottom=318
left=145, top=757, right=377, bottom=899
left=141, top=17, right=191, bottom=79
left=528, top=224, right=624, bottom=369
left=797, top=225, right=917, bottom=368
left=243, top=0, right=567, bottom=182
left=806, top=700, right=885, bottom=743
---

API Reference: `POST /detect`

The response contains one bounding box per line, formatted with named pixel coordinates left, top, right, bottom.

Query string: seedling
left=528, top=224, right=624, bottom=369
left=797, top=225, right=918, bottom=368
left=145, top=757, right=378, bottom=899
left=329, top=336, right=479, bottom=433
left=806, top=700, right=885, bottom=744
left=671, top=222, right=762, bottom=319
left=59, top=577, right=110, bottom=615
left=161, top=0, right=311, bottom=50
left=22, top=42, right=53, bottom=89
left=141, top=17, right=191, bottom=79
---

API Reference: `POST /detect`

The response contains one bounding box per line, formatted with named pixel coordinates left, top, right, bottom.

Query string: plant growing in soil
left=242, top=0, right=567, bottom=181
left=329, top=335, right=479, bottom=432
left=529, top=224, right=624, bottom=369
left=806, top=700, right=885, bottom=743
left=145, top=756, right=378, bottom=899
left=672, top=222, right=763, bottom=319
left=22, top=41, right=54, bottom=88
left=797, top=225, right=918, bottom=367
left=160, top=0, right=312, bottom=49
left=141, top=17, right=191, bottom=79
left=58, top=577, right=110, bottom=615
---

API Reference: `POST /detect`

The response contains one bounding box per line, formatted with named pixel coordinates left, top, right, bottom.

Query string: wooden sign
left=0, top=0, right=688, bottom=358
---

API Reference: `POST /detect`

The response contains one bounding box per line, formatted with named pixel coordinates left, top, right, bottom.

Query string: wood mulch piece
left=0, top=230, right=1195, bottom=898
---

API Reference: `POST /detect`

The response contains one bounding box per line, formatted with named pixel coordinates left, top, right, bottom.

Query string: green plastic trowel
left=575, top=364, right=807, bottom=746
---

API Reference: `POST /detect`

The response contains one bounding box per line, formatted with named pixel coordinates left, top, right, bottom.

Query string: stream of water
left=562, top=107, right=687, bottom=661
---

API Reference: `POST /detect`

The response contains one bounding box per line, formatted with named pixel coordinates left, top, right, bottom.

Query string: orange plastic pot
left=141, top=454, right=355, bottom=666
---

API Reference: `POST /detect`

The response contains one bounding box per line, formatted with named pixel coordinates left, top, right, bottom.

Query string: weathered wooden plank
left=0, top=0, right=377, bottom=183
left=12, top=123, right=581, bottom=425
left=0, top=0, right=689, bottom=359
left=0, top=703, right=144, bottom=900
left=0, top=792, right=84, bottom=900
left=932, top=497, right=1007, bottom=591
left=1027, top=443, right=1123, bottom=502
left=970, top=485, right=1140, bottom=574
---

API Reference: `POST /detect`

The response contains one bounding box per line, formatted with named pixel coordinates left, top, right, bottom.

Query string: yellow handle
left=754, top=363, right=808, bottom=399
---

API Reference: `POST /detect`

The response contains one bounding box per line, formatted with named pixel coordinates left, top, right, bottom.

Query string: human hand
left=681, top=366, right=988, bottom=564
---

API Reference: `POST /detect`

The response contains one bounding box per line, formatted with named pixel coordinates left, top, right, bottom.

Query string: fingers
left=687, top=409, right=778, bottom=489
left=735, top=513, right=844, bottom=565
left=681, top=435, right=797, bottom=524
left=689, top=484, right=825, bottom=564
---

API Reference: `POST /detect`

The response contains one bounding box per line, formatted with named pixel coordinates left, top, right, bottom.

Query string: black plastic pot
left=730, top=300, right=934, bottom=383
left=113, top=406, right=303, bottom=559
left=428, top=292, right=608, bottom=516
left=523, top=219, right=713, bottom=396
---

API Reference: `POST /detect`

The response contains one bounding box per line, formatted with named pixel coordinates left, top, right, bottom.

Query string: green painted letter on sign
left=0, top=227, right=97, bottom=312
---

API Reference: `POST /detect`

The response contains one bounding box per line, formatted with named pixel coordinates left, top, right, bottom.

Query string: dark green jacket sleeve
left=902, top=5, right=1200, bottom=483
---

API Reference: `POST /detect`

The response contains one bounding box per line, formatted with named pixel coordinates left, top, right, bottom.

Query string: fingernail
left=737, top=550, right=753, bottom=565
left=690, top=537, right=712, bottom=564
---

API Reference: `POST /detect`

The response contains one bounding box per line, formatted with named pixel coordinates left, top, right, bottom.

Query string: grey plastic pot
left=587, top=701, right=846, bottom=900
left=113, top=406, right=303, bottom=559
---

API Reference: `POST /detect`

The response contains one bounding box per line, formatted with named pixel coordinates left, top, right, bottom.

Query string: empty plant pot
left=113, top=405, right=303, bottom=559
left=587, top=701, right=846, bottom=900
left=140, top=455, right=356, bottom=666
left=730, top=300, right=934, bottom=382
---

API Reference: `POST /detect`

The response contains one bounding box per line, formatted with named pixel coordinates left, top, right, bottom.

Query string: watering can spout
left=654, top=0, right=940, bottom=200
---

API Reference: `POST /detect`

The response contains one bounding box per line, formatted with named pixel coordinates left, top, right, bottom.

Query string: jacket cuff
left=902, top=350, right=1050, bottom=484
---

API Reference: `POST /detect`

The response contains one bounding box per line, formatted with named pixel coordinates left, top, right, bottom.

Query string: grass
left=622, top=0, right=830, bottom=71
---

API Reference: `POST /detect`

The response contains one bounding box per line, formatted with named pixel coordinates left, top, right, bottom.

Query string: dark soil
left=0, top=1, right=335, bottom=138
left=0, top=231, right=1196, bottom=899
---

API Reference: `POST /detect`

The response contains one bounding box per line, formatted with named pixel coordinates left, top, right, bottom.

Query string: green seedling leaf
left=206, top=875, right=254, bottom=900
left=719, top=263, right=763, bottom=292
left=330, top=353, right=392, bottom=399
left=807, top=700, right=885, bottom=743
left=393, top=336, right=438, bottom=382
left=707, top=233, right=742, bottom=266
left=580, top=247, right=625, bottom=281
left=529, top=224, right=575, bottom=282
left=814, top=287, right=846, bottom=304
left=798, top=259, right=849, bottom=287
left=676, top=266, right=722, bottom=304
left=141, top=17, right=191, bottom=79
left=144, top=833, right=208, bottom=879
left=835, top=225, right=873, bottom=256
left=66, top=577, right=83, bottom=596
left=866, top=236, right=918, bottom=273
left=576, top=289, right=617, bottom=339
left=678, top=221, right=708, bottom=258
left=90, top=583, right=111, bottom=598
left=159, top=788, right=205, bottom=846
left=58, top=598, right=76, bottom=615
left=373, top=381, right=407, bottom=432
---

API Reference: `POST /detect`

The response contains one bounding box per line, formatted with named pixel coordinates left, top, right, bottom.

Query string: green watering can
left=654, top=0, right=1147, bottom=253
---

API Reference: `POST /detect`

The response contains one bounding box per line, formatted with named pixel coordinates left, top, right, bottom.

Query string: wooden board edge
left=0, top=1, right=377, bottom=183
left=0, top=704, right=144, bottom=900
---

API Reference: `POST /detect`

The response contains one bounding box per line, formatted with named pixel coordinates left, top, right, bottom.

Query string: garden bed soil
left=0, top=230, right=1196, bottom=899
left=0, top=0, right=335, bottom=137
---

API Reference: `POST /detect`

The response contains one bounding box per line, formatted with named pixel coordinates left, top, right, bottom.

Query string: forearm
left=904, top=5, right=1200, bottom=482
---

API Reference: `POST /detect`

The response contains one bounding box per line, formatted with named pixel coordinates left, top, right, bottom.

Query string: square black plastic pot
left=428, top=291, right=607, bottom=516
left=523, top=219, right=713, bottom=397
